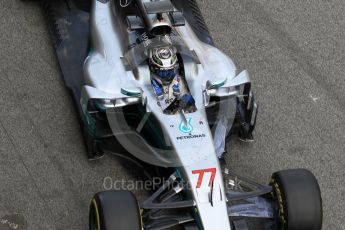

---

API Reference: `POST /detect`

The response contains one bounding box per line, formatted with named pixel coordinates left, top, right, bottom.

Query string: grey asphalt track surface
left=0, top=0, right=344, bottom=229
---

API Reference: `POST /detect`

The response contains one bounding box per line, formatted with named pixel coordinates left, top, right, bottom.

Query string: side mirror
left=204, top=78, right=226, bottom=106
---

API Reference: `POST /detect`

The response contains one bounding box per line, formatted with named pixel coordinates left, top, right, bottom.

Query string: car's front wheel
left=270, top=169, right=322, bottom=230
left=89, top=190, right=142, bottom=230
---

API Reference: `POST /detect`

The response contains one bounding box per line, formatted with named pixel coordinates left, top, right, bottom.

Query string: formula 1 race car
left=26, top=0, right=323, bottom=229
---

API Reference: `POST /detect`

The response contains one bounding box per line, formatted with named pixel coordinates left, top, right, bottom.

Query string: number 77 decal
left=192, top=168, right=217, bottom=188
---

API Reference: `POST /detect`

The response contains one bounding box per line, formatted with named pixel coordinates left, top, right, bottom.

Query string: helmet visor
left=155, top=67, right=177, bottom=83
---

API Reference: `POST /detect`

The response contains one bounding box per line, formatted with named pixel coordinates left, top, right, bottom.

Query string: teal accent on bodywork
left=210, top=78, right=227, bottom=89
left=81, top=99, right=97, bottom=136
left=121, top=88, right=141, bottom=97
left=94, top=100, right=107, bottom=113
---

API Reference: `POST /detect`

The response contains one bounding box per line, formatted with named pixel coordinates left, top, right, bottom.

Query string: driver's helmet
left=149, top=46, right=178, bottom=84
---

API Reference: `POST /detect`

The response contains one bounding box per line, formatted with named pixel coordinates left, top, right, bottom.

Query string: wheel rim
left=89, top=199, right=101, bottom=230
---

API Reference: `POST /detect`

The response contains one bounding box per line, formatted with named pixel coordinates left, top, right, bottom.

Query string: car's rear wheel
left=89, top=190, right=142, bottom=230
left=270, top=169, right=322, bottom=230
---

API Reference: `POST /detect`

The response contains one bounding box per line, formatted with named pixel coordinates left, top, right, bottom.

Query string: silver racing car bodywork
left=24, top=0, right=323, bottom=229
left=80, top=0, right=256, bottom=229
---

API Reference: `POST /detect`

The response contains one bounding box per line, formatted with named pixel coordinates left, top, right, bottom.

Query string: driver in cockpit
left=149, top=46, right=196, bottom=114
